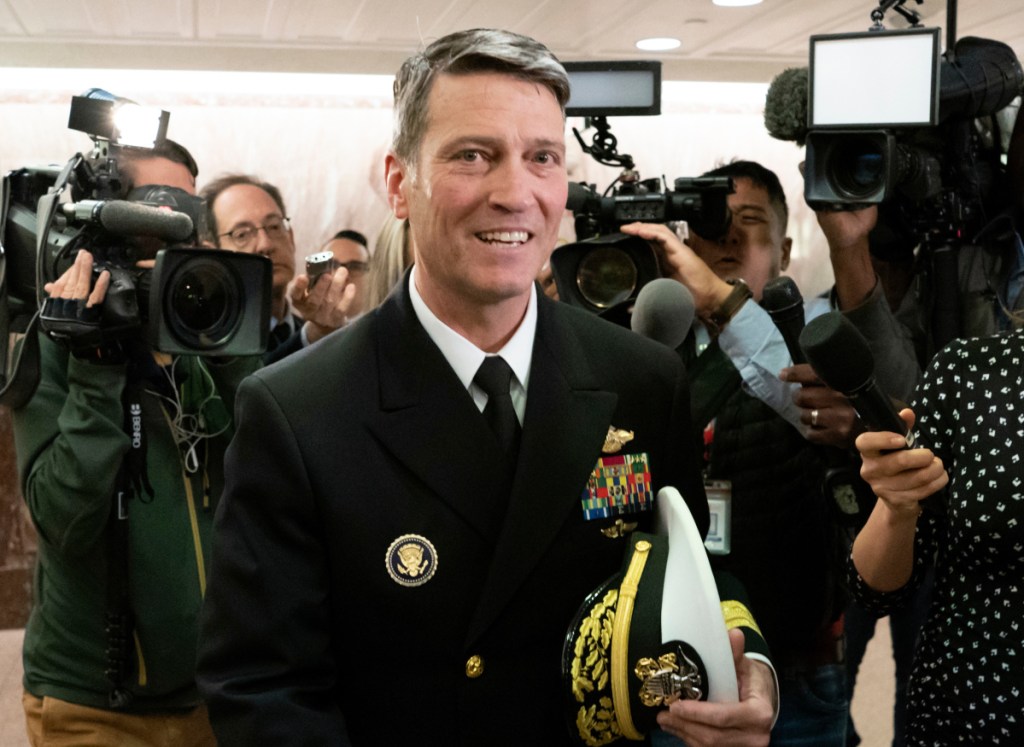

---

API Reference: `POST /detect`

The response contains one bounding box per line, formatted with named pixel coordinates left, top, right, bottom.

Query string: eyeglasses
left=337, top=260, right=369, bottom=276
left=219, top=217, right=290, bottom=249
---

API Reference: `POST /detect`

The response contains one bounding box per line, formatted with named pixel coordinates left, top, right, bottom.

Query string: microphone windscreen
left=630, top=278, right=695, bottom=350
left=798, top=311, right=874, bottom=395
left=99, top=201, right=194, bottom=242
left=764, top=67, right=809, bottom=146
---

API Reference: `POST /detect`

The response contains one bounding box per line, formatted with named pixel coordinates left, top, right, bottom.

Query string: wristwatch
left=703, top=278, right=752, bottom=335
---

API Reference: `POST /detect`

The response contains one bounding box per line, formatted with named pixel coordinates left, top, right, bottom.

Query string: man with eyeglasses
left=200, top=174, right=359, bottom=364
left=318, top=228, right=371, bottom=320
left=14, top=140, right=253, bottom=746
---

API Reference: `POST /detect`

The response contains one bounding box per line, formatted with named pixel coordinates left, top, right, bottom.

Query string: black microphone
left=763, top=67, right=809, bottom=147
left=63, top=200, right=194, bottom=243
left=760, top=275, right=806, bottom=364
left=798, top=311, right=915, bottom=449
left=630, top=278, right=696, bottom=350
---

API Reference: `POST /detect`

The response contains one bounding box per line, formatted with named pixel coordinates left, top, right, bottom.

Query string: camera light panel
left=810, top=28, right=940, bottom=129
left=113, top=103, right=170, bottom=148
left=563, top=61, right=661, bottom=117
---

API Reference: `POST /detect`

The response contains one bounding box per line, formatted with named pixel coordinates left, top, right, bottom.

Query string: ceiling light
left=636, top=37, right=681, bottom=51
left=713, top=0, right=763, bottom=6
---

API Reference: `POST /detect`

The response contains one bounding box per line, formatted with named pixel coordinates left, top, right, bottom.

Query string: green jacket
left=13, top=333, right=259, bottom=711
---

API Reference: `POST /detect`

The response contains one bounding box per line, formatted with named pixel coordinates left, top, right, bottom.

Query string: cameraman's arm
left=817, top=207, right=877, bottom=311
left=12, top=251, right=131, bottom=555
left=621, top=221, right=812, bottom=430
left=816, top=207, right=920, bottom=402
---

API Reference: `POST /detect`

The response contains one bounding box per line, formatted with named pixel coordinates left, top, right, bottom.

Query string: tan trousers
left=23, top=692, right=217, bottom=747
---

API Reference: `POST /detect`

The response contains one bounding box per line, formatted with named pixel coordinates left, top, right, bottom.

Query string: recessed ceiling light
left=636, top=37, right=682, bottom=51
left=713, top=0, right=763, bottom=6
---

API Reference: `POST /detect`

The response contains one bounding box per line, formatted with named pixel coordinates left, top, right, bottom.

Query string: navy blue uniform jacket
left=198, top=277, right=709, bottom=745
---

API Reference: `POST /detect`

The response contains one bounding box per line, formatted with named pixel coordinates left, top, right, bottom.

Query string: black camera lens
left=163, top=258, right=242, bottom=350
left=576, top=246, right=638, bottom=308
left=829, top=137, right=886, bottom=200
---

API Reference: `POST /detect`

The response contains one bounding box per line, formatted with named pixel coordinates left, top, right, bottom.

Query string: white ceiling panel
left=0, top=0, right=1020, bottom=84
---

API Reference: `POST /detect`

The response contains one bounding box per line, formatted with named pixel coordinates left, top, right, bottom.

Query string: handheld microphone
left=763, top=67, right=809, bottom=147
left=760, top=276, right=806, bottom=364
left=798, top=311, right=915, bottom=449
left=63, top=200, right=194, bottom=243
left=630, top=278, right=696, bottom=350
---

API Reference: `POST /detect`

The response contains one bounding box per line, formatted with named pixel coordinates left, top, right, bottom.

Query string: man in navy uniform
left=197, top=28, right=777, bottom=745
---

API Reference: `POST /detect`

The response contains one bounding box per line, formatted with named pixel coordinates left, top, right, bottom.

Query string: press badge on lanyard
left=703, top=479, right=732, bottom=556
left=701, top=418, right=731, bottom=555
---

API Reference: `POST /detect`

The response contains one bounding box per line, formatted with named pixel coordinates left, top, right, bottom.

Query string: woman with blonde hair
left=363, top=216, right=413, bottom=311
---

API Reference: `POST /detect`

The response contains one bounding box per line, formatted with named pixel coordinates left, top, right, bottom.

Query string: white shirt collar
left=408, top=266, right=535, bottom=420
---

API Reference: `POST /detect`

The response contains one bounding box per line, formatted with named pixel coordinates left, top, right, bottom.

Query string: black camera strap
left=105, top=361, right=154, bottom=709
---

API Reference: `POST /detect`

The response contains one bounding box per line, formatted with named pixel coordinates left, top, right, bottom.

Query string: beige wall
left=0, top=77, right=835, bottom=628
left=0, top=74, right=833, bottom=295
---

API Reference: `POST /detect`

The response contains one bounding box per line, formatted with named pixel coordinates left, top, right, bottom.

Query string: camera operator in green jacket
left=12, top=142, right=260, bottom=746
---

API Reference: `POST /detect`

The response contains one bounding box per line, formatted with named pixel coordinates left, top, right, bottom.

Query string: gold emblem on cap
left=635, top=648, right=704, bottom=706
left=385, top=534, right=438, bottom=587
left=602, top=427, right=635, bottom=454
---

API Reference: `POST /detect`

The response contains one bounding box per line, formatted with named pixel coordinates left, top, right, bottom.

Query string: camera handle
left=869, top=0, right=923, bottom=30
left=869, top=0, right=959, bottom=62
left=572, top=116, right=636, bottom=173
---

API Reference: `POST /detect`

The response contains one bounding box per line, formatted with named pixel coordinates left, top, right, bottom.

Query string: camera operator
left=623, top=160, right=857, bottom=747
left=201, top=174, right=361, bottom=364
left=11, top=141, right=259, bottom=746
left=808, top=199, right=933, bottom=747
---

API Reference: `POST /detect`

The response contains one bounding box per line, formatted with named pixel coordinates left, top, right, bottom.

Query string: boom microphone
left=764, top=67, right=809, bottom=146
left=760, top=276, right=806, bottom=364
left=63, top=200, right=194, bottom=243
left=630, top=278, right=695, bottom=349
left=798, top=311, right=914, bottom=448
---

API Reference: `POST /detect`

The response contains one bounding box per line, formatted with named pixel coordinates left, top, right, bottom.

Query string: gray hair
left=391, top=28, right=570, bottom=166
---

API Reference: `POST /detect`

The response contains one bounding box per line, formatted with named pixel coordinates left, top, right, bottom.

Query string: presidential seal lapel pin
left=385, top=534, right=438, bottom=587
left=602, top=426, right=635, bottom=454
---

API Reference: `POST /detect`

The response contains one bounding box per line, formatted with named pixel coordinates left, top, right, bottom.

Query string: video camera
left=792, top=1, right=1023, bottom=246
left=0, top=89, right=271, bottom=407
left=552, top=62, right=733, bottom=319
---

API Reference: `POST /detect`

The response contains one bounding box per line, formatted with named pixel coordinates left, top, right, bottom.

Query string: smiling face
left=686, top=176, right=791, bottom=302
left=386, top=72, right=567, bottom=338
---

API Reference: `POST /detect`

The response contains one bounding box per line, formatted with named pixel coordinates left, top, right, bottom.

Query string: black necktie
left=269, top=320, right=293, bottom=351
left=474, top=356, right=521, bottom=463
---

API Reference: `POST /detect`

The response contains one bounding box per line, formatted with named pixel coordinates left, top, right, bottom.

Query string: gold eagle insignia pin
left=602, top=426, right=635, bottom=454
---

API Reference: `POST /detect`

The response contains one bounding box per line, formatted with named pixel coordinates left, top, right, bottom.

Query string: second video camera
left=552, top=62, right=733, bottom=317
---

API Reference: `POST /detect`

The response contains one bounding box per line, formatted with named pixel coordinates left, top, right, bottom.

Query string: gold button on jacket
left=465, top=655, right=484, bottom=678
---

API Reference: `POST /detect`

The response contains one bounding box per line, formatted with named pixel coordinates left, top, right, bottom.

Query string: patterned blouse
left=849, top=328, right=1024, bottom=745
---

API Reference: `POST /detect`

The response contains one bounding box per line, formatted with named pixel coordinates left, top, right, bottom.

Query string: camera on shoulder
left=1, top=89, right=271, bottom=404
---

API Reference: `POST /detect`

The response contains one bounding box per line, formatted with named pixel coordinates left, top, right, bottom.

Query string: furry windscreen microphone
left=764, top=67, right=809, bottom=147
left=630, top=278, right=696, bottom=350
left=64, top=200, right=194, bottom=242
